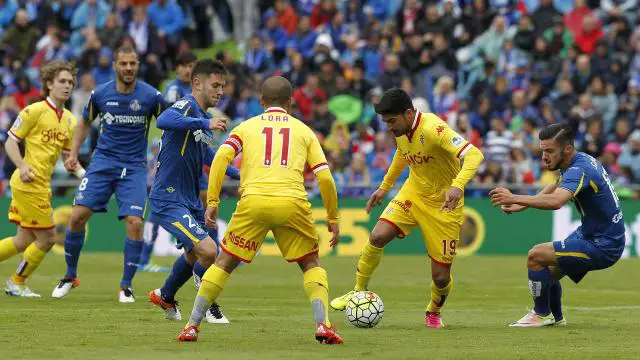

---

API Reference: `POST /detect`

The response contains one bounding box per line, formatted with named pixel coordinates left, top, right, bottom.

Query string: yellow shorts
left=8, top=189, right=54, bottom=230
left=221, top=195, right=319, bottom=263
left=379, top=189, right=463, bottom=266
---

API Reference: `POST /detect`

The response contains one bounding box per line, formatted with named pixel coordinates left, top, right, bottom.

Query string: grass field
left=1, top=254, right=639, bottom=359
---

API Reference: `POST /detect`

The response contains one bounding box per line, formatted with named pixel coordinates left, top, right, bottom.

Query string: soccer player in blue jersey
left=52, top=46, right=166, bottom=303
left=147, top=59, right=239, bottom=324
left=138, top=51, right=199, bottom=272
left=490, top=123, right=627, bottom=327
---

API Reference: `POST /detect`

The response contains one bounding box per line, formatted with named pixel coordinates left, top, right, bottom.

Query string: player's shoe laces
left=315, top=323, right=343, bottom=345
left=4, top=279, right=41, bottom=298
left=138, top=263, right=170, bottom=273
left=425, top=312, right=445, bottom=328
left=330, top=290, right=356, bottom=311
left=509, top=310, right=555, bottom=327
left=148, top=289, right=182, bottom=320
left=119, top=287, right=136, bottom=303
left=51, top=277, right=80, bottom=298
left=205, top=303, right=230, bottom=324
left=177, top=325, right=199, bottom=342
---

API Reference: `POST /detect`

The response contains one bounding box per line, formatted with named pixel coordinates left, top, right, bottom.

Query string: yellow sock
left=0, top=237, right=19, bottom=262
left=355, top=242, right=384, bottom=291
left=187, top=265, right=230, bottom=327
left=12, top=243, right=47, bottom=285
left=426, top=275, right=453, bottom=313
left=303, top=266, right=330, bottom=327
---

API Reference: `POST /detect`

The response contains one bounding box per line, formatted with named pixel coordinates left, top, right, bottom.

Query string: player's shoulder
left=419, top=113, right=449, bottom=137
left=92, top=80, right=115, bottom=97
left=136, top=80, right=161, bottom=95
left=171, top=95, right=196, bottom=111
left=21, top=100, right=47, bottom=115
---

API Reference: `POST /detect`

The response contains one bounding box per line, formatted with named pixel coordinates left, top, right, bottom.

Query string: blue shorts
left=199, top=172, right=208, bottom=191
left=74, top=161, right=147, bottom=219
left=553, top=228, right=624, bottom=283
left=149, top=199, right=217, bottom=252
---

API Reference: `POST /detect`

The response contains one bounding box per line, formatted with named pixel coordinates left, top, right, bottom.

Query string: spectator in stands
left=0, top=9, right=40, bottom=62
left=293, top=73, right=326, bottom=120
left=309, top=96, right=334, bottom=137
left=505, top=90, right=539, bottom=131
left=513, top=15, right=535, bottom=53
left=582, top=119, right=605, bottom=158
left=69, top=0, right=110, bottom=56
left=589, top=75, right=618, bottom=134
left=608, top=117, right=632, bottom=145
left=544, top=16, right=574, bottom=59
left=574, top=15, right=604, bottom=54
left=91, top=47, right=115, bottom=85
left=470, top=15, right=512, bottom=63
left=146, top=0, right=184, bottom=64
left=244, top=34, right=273, bottom=74
left=275, top=0, right=298, bottom=36
left=12, top=72, right=39, bottom=109
left=0, top=0, right=18, bottom=36
left=311, top=0, right=337, bottom=30
left=532, top=0, right=562, bottom=36
left=379, top=53, right=408, bottom=90
left=99, top=14, right=126, bottom=51
left=571, top=54, right=593, bottom=94
left=485, top=116, right=513, bottom=163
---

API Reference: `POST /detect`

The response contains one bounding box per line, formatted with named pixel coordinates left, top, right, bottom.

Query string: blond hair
left=40, top=60, right=77, bottom=98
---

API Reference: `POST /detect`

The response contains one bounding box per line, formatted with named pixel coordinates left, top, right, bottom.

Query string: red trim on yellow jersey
left=8, top=129, right=22, bottom=141
left=264, top=106, right=288, bottom=114
left=286, top=249, right=320, bottom=263
left=45, top=97, right=63, bottom=121
left=224, top=134, right=243, bottom=154
left=428, top=255, right=452, bottom=268
left=311, top=162, right=329, bottom=173
left=221, top=245, right=253, bottom=263
left=406, top=111, right=422, bottom=142
left=456, top=142, right=471, bottom=158
left=379, top=218, right=406, bottom=238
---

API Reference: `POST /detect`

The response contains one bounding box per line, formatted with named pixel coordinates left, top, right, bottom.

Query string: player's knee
left=69, top=209, right=90, bottom=230
left=195, top=239, right=217, bottom=267
left=432, top=270, right=451, bottom=288
left=35, top=229, right=57, bottom=248
left=125, top=217, right=144, bottom=234
left=527, top=247, right=545, bottom=269
left=369, top=231, right=391, bottom=248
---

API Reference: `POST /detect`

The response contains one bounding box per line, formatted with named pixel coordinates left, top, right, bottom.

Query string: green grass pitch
left=1, top=254, right=639, bottom=359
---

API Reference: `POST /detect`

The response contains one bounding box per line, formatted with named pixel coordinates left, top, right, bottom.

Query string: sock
left=139, top=222, right=159, bottom=266
left=188, top=265, right=230, bottom=327
left=426, top=275, right=453, bottom=313
left=120, top=238, right=143, bottom=289
left=193, top=261, right=208, bottom=290
left=550, top=280, right=563, bottom=321
left=355, top=242, right=384, bottom=291
left=528, top=267, right=552, bottom=316
left=0, top=237, right=19, bottom=262
left=160, top=255, right=194, bottom=303
left=64, top=230, right=85, bottom=279
left=303, top=267, right=331, bottom=327
left=12, top=243, right=47, bottom=285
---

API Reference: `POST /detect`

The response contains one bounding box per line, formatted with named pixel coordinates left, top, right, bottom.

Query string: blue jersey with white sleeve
left=162, top=79, right=192, bottom=105
left=558, top=152, right=625, bottom=241
left=83, top=80, right=165, bottom=165
left=149, top=95, right=239, bottom=211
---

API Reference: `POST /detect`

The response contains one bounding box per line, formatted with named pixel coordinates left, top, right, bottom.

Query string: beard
left=117, top=71, right=136, bottom=86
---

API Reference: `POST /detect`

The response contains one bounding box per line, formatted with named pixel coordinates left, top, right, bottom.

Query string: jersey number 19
left=262, top=127, right=291, bottom=167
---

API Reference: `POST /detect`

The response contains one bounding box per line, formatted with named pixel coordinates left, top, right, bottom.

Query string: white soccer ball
left=345, top=291, right=384, bottom=328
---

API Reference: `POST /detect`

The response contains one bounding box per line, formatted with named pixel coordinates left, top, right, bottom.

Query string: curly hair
left=40, top=60, right=77, bottom=98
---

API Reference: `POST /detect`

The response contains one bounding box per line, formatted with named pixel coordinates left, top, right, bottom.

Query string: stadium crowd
left=0, top=0, right=639, bottom=199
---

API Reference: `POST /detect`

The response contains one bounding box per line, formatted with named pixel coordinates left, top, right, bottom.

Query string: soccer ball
left=345, top=291, right=384, bottom=328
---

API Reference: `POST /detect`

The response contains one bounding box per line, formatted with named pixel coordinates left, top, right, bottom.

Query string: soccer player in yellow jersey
left=0, top=61, right=83, bottom=297
left=330, top=88, right=484, bottom=328
left=177, top=76, right=343, bottom=344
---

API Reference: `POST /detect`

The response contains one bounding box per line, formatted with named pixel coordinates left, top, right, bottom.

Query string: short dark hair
left=539, top=123, right=574, bottom=146
left=374, top=88, right=413, bottom=116
left=114, top=46, right=138, bottom=61
left=176, top=51, right=197, bottom=66
left=191, top=59, right=228, bottom=81
left=261, top=76, right=292, bottom=106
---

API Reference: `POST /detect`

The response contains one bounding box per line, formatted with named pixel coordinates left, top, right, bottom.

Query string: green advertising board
left=1, top=197, right=639, bottom=258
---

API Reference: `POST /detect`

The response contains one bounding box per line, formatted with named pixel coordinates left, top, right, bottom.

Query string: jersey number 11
left=262, top=127, right=291, bottom=167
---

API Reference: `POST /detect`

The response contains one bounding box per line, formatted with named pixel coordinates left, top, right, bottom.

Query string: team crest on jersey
left=166, top=187, right=175, bottom=193
left=11, top=116, right=23, bottom=131
left=420, top=133, right=425, bottom=146
left=451, top=136, right=464, bottom=148
left=173, top=100, right=189, bottom=109
left=436, top=125, right=445, bottom=135
left=129, top=99, right=141, bottom=111
left=195, top=226, right=206, bottom=235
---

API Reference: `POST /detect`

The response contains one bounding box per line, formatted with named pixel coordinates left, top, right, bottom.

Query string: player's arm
left=5, top=109, right=36, bottom=182
left=378, top=149, right=408, bottom=192
left=308, top=135, right=340, bottom=247
left=204, top=132, right=242, bottom=227
left=491, top=169, right=581, bottom=210
left=157, top=101, right=226, bottom=131
left=502, top=182, right=559, bottom=214
left=438, top=122, right=484, bottom=211
left=204, top=147, right=240, bottom=179
left=66, top=92, right=99, bottom=171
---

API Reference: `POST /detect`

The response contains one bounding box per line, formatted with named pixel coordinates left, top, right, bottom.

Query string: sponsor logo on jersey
left=101, top=112, right=146, bottom=125
left=166, top=187, right=175, bottom=193
left=41, top=128, right=69, bottom=144
left=129, top=99, right=141, bottom=111
left=130, top=205, right=143, bottom=211
left=402, top=151, right=435, bottom=166
left=106, top=101, right=119, bottom=106
left=195, top=226, right=206, bottom=235
left=193, top=130, right=217, bottom=148
left=391, top=199, right=412, bottom=213
left=228, top=231, right=258, bottom=252
left=451, top=136, right=464, bottom=148
left=11, top=116, right=23, bottom=131
left=173, top=100, right=189, bottom=109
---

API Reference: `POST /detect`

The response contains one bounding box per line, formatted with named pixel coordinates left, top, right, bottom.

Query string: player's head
left=539, top=123, right=576, bottom=171
left=40, top=60, right=76, bottom=103
left=176, top=51, right=197, bottom=83
left=260, top=76, right=293, bottom=111
left=191, top=59, right=228, bottom=108
left=374, top=88, right=416, bottom=137
left=113, top=46, right=139, bottom=86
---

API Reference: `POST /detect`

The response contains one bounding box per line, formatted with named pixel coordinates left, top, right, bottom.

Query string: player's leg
left=331, top=195, right=417, bottom=311
left=0, top=226, right=34, bottom=262
left=8, top=227, right=57, bottom=297
left=2, top=190, right=46, bottom=262
left=114, top=165, right=148, bottom=302
left=3, top=226, right=37, bottom=297
left=138, top=218, right=169, bottom=272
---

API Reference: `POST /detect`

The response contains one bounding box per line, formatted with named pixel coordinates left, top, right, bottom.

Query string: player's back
left=229, top=108, right=324, bottom=201
left=562, top=152, right=625, bottom=240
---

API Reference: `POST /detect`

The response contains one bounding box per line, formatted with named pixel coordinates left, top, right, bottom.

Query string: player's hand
left=440, top=186, right=463, bottom=212
left=64, top=152, right=79, bottom=172
left=205, top=206, right=218, bottom=229
left=489, top=187, right=515, bottom=206
left=365, top=188, right=388, bottom=214
left=500, top=204, right=527, bottom=215
left=18, top=165, right=35, bottom=183
left=327, top=222, right=340, bottom=248
left=209, top=118, right=227, bottom=132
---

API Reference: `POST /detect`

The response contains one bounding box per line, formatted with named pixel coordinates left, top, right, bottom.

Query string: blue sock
left=193, top=261, right=208, bottom=289
left=550, top=281, right=563, bottom=321
left=139, top=223, right=160, bottom=266
left=64, top=230, right=85, bottom=279
left=528, top=268, right=552, bottom=316
left=121, top=239, right=143, bottom=289
left=160, top=254, right=193, bottom=302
